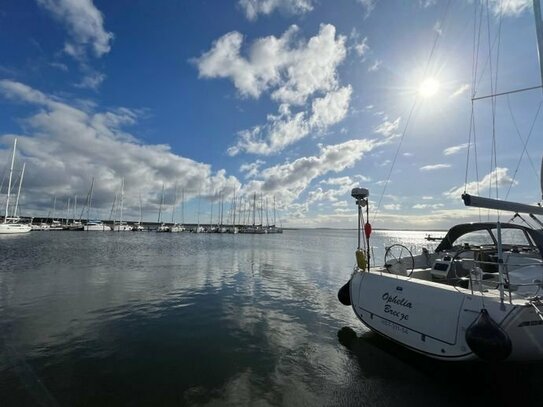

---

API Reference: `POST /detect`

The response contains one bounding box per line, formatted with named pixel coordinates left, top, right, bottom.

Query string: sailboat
left=339, top=1, right=543, bottom=362
left=156, top=183, right=169, bottom=232
left=111, top=178, right=132, bottom=231
left=133, top=193, right=145, bottom=231
left=83, top=178, right=111, bottom=231
left=0, top=138, right=31, bottom=234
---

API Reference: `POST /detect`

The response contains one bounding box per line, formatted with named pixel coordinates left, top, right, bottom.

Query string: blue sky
left=0, top=0, right=542, bottom=229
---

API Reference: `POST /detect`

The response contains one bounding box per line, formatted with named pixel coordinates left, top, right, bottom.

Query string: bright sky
left=1, top=0, right=542, bottom=229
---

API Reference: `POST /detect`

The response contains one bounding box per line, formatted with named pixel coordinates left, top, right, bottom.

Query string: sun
left=418, top=77, right=440, bottom=98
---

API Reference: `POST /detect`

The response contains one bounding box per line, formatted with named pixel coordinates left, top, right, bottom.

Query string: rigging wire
left=465, top=0, right=484, bottom=221
left=504, top=96, right=542, bottom=200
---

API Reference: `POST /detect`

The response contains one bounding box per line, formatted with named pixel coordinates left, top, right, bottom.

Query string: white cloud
left=420, top=164, right=451, bottom=171
left=413, top=203, right=444, bottom=209
left=196, top=24, right=346, bottom=105
left=451, top=84, right=470, bottom=98
left=368, top=59, right=382, bottom=72
left=0, top=80, right=240, bottom=218
left=353, top=36, right=370, bottom=57
left=443, top=143, right=469, bottom=156
left=444, top=167, right=516, bottom=199
left=36, top=0, right=113, bottom=60
left=422, top=196, right=433, bottom=200
left=240, top=159, right=265, bottom=178
left=197, top=24, right=351, bottom=156
left=374, top=117, right=400, bottom=138
left=384, top=203, right=401, bottom=211
left=307, top=176, right=357, bottom=204
left=75, top=71, right=105, bottom=90
left=228, top=105, right=309, bottom=156
left=309, top=85, right=352, bottom=129
left=228, top=84, right=352, bottom=156
left=238, top=0, right=313, bottom=20
left=243, top=139, right=375, bottom=205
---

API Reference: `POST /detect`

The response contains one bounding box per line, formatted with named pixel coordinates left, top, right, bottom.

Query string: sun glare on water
left=418, top=77, right=440, bottom=98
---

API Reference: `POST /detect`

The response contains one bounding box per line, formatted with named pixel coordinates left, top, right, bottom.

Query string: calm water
left=1, top=229, right=542, bottom=406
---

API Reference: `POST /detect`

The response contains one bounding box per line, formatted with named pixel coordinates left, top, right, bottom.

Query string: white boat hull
left=0, top=223, right=32, bottom=234
left=84, top=224, right=111, bottom=231
left=350, top=270, right=543, bottom=361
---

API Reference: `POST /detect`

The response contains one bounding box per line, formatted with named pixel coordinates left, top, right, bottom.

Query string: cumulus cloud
left=238, top=0, right=313, bottom=20
left=229, top=85, right=351, bottom=155
left=420, top=164, right=451, bottom=171
left=307, top=176, right=356, bottom=204
left=443, top=143, right=469, bottom=156
left=444, top=167, right=516, bottom=199
left=0, top=80, right=239, bottom=218
left=374, top=117, right=400, bottom=138
left=242, top=139, right=375, bottom=206
left=197, top=24, right=351, bottom=156
left=195, top=24, right=346, bottom=105
left=36, top=0, right=113, bottom=60
left=239, top=159, right=265, bottom=179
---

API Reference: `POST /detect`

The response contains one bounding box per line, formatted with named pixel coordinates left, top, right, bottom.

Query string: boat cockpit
left=382, top=223, right=543, bottom=297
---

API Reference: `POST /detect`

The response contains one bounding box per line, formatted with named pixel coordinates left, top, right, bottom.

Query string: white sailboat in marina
left=111, top=178, right=132, bottom=231
left=339, top=1, right=543, bottom=362
left=83, top=178, right=111, bottom=231
left=0, top=139, right=31, bottom=234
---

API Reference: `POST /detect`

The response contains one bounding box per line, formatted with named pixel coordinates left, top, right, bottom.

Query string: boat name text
left=382, top=292, right=411, bottom=321
left=382, top=293, right=413, bottom=309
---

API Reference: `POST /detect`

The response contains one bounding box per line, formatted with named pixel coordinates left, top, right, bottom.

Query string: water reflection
left=4, top=229, right=537, bottom=406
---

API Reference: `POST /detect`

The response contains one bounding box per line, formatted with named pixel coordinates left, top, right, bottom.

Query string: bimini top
left=435, top=222, right=543, bottom=255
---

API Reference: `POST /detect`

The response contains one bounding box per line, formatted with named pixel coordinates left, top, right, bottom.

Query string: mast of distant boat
left=4, top=138, right=16, bottom=223
left=13, top=161, right=25, bottom=219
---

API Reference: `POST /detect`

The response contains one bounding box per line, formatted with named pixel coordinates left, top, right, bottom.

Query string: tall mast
left=534, top=0, right=543, bottom=87
left=13, top=161, right=25, bottom=219
left=65, top=197, right=70, bottom=224
left=4, top=139, right=17, bottom=222
left=181, top=188, right=185, bottom=225
left=119, top=177, right=124, bottom=229
left=273, top=196, right=277, bottom=226
left=87, top=177, right=95, bottom=221
left=158, top=184, right=164, bottom=223
left=52, top=195, right=57, bottom=221
left=252, top=193, right=256, bottom=226
left=265, top=196, right=269, bottom=227
left=260, top=192, right=264, bottom=226
left=139, top=192, right=143, bottom=224
left=197, top=185, right=201, bottom=230
left=232, top=188, right=236, bottom=227
left=171, top=181, right=177, bottom=223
